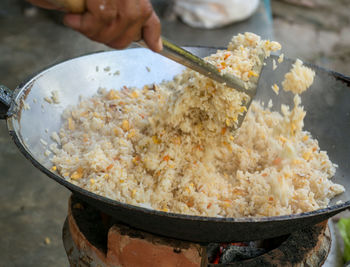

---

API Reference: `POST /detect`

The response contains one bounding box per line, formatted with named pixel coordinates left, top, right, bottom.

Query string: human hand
left=27, top=0, right=162, bottom=52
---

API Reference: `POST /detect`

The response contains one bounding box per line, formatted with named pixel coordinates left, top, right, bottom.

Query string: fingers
left=107, top=21, right=143, bottom=49
left=142, top=11, right=162, bottom=52
left=63, top=0, right=117, bottom=39
left=85, top=0, right=118, bottom=23
left=63, top=0, right=162, bottom=52
left=94, top=0, right=146, bottom=46
left=64, top=13, right=103, bottom=39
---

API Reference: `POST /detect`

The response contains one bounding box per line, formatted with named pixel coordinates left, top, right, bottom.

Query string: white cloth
left=174, top=0, right=260, bottom=29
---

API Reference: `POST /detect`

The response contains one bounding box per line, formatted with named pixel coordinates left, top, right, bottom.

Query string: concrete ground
left=0, top=0, right=349, bottom=266
left=272, top=0, right=350, bottom=76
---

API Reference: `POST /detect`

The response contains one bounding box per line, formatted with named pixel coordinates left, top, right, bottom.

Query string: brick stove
left=63, top=195, right=331, bottom=267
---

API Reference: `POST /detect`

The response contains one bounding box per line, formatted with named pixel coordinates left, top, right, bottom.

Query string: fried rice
left=50, top=32, right=344, bottom=217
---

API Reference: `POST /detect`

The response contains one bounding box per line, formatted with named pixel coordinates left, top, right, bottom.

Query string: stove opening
left=207, top=235, right=288, bottom=264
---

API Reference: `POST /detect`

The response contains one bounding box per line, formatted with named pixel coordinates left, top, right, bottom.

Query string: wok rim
left=6, top=48, right=350, bottom=224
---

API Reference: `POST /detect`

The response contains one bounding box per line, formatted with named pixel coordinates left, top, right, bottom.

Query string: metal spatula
left=138, top=38, right=265, bottom=130
left=49, top=0, right=265, bottom=130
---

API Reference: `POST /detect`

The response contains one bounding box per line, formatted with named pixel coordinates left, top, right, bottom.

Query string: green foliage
left=338, top=218, right=350, bottom=262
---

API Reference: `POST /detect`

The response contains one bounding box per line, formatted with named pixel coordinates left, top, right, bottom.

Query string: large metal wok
left=1, top=47, right=349, bottom=243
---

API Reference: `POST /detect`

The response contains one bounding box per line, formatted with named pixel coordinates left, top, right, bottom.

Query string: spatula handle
left=138, top=38, right=250, bottom=94
left=47, top=0, right=85, bottom=13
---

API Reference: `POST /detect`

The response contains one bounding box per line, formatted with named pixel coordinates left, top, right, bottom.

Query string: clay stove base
left=63, top=195, right=331, bottom=267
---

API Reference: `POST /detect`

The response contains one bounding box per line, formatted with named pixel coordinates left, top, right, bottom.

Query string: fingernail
left=157, top=38, right=163, bottom=52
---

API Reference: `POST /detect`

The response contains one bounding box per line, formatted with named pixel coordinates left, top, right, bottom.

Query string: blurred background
left=0, top=0, right=349, bottom=266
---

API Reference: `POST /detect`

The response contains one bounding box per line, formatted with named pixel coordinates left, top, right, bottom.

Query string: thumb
left=142, top=12, right=162, bottom=53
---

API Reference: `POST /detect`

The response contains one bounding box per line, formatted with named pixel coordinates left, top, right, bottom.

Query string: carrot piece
left=272, top=157, right=281, bottom=165
left=106, top=164, right=114, bottom=171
